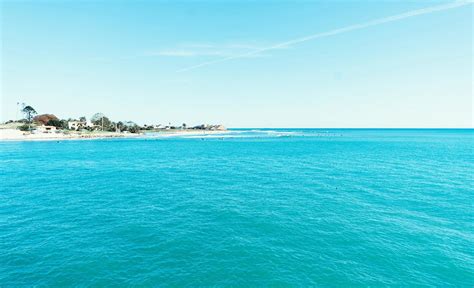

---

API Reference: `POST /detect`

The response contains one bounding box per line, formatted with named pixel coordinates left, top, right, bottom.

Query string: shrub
left=47, top=119, right=63, bottom=128
left=19, top=124, right=30, bottom=131
left=128, top=125, right=140, bottom=133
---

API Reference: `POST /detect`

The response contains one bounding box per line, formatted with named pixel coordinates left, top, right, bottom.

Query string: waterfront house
left=68, top=121, right=84, bottom=130
left=68, top=120, right=95, bottom=130
left=36, top=125, right=56, bottom=133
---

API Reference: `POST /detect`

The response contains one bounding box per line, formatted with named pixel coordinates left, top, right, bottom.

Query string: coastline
left=0, top=129, right=229, bottom=142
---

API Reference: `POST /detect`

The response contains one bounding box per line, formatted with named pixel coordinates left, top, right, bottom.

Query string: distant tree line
left=11, top=104, right=216, bottom=133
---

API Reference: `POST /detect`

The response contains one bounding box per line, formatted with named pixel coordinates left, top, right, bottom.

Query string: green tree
left=122, top=121, right=140, bottom=133
left=116, top=121, right=124, bottom=131
left=91, top=113, right=104, bottom=124
left=128, top=125, right=140, bottom=133
left=79, top=116, right=87, bottom=122
left=22, top=105, right=37, bottom=123
left=46, top=119, right=68, bottom=129
left=46, top=119, right=62, bottom=128
left=91, top=113, right=111, bottom=130
left=106, top=122, right=117, bottom=132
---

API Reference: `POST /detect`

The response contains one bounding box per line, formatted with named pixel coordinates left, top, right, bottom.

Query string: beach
left=0, top=128, right=229, bottom=141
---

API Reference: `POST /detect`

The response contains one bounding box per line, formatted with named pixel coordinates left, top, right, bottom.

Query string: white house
left=68, top=121, right=83, bottom=130
left=68, top=121, right=95, bottom=130
left=36, top=125, right=57, bottom=133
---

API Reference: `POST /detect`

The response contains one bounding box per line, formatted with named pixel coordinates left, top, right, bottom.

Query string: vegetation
left=91, top=113, right=113, bottom=131
left=22, top=106, right=37, bottom=123
left=18, top=124, right=31, bottom=131
left=46, top=119, right=68, bottom=129
left=34, top=114, right=58, bottom=125
left=127, top=125, right=140, bottom=134
left=5, top=104, right=225, bottom=135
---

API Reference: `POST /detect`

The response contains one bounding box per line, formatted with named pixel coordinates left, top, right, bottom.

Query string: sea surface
left=1, top=129, right=473, bottom=286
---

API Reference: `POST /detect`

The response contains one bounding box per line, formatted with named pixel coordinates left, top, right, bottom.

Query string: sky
left=1, top=0, right=472, bottom=128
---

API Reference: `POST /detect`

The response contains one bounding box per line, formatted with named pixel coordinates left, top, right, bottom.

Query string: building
left=36, top=125, right=57, bottom=133
left=68, top=121, right=95, bottom=130
left=68, top=121, right=84, bottom=130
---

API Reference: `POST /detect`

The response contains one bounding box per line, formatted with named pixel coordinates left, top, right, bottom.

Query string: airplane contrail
left=177, top=0, right=472, bottom=72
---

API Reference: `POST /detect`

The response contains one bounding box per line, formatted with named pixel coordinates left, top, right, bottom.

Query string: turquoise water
left=1, top=129, right=473, bottom=286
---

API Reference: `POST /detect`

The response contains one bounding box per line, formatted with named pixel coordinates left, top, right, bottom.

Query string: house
left=36, top=125, right=57, bottom=133
left=68, top=121, right=84, bottom=130
left=212, top=125, right=226, bottom=131
left=68, top=121, right=95, bottom=130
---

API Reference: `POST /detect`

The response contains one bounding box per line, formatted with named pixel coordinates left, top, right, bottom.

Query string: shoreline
left=0, top=129, right=229, bottom=142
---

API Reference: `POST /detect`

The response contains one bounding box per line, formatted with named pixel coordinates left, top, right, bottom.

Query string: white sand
left=0, top=129, right=229, bottom=141
left=0, top=129, right=135, bottom=141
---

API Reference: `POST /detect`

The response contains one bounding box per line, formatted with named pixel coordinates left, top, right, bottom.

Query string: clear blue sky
left=1, top=0, right=472, bottom=127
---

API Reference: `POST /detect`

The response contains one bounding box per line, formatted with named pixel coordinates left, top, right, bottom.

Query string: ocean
left=1, top=129, right=473, bottom=286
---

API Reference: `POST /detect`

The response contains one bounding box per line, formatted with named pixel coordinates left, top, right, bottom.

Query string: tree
left=79, top=116, right=87, bottom=123
left=106, top=122, right=117, bottom=132
left=128, top=125, right=140, bottom=133
left=22, top=106, right=37, bottom=123
left=91, top=113, right=104, bottom=124
left=34, top=114, right=58, bottom=125
left=91, top=113, right=111, bottom=130
left=122, top=121, right=140, bottom=133
left=46, top=119, right=65, bottom=129
left=116, top=121, right=124, bottom=132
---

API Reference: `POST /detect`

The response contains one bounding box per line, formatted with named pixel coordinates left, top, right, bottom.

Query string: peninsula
left=0, top=105, right=227, bottom=141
